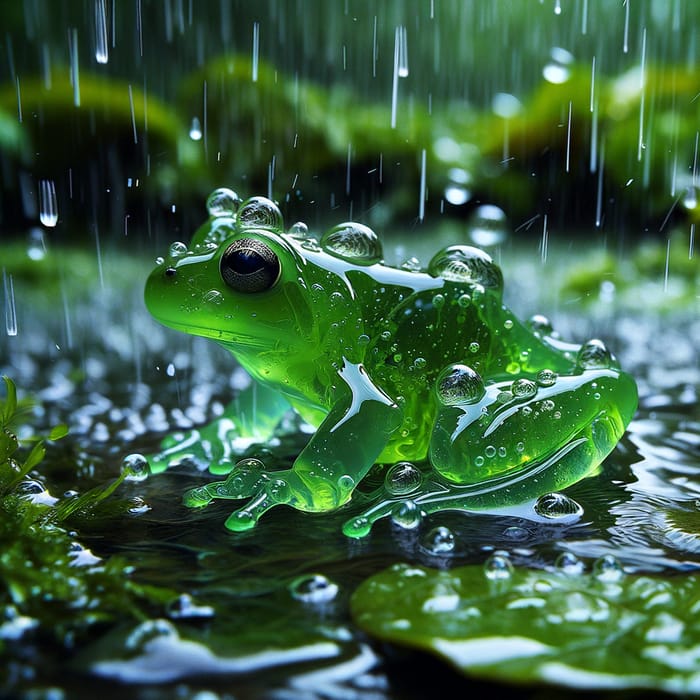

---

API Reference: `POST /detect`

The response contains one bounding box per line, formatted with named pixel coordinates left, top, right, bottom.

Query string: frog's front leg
left=183, top=359, right=403, bottom=531
left=147, top=379, right=291, bottom=475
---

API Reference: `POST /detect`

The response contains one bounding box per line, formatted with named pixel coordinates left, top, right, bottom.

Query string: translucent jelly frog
left=144, top=189, right=637, bottom=538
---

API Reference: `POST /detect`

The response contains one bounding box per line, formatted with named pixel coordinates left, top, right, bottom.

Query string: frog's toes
left=182, top=485, right=214, bottom=508
left=223, top=481, right=291, bottom=532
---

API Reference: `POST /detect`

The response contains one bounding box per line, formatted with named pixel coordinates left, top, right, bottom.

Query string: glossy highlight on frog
left=144, top=188, right=638, bottom=538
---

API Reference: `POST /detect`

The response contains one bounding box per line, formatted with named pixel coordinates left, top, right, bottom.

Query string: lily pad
left=351, top=559, right=700, bottom=693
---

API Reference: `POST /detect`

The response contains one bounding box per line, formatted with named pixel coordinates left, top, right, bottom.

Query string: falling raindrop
left=4, top=270, right=18, bottom=337
left=27, top=228, right=46, bottom=260
left=189, top=117, right=202, bottom=141
left=467, top=204, right=508, bottom=247
left=39, top=179, right=58, bottom=227
left=94, top=0, right=108, bottom=64
left=543, top=47, right=573, bottom=84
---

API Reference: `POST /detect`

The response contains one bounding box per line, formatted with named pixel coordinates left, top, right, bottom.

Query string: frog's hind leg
left=147, top=380, right=292, bottom=475
left=342, top=365, right=637, bottom=538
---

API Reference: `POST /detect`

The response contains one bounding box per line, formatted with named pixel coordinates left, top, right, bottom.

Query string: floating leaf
left=351, top=561, right=700, bottom=694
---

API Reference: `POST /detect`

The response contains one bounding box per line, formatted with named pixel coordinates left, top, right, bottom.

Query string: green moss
left=0, top=377, right=172, bottom=657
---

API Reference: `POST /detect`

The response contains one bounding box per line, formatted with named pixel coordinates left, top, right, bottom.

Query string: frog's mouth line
left=157, top=319, right=267, bottom=348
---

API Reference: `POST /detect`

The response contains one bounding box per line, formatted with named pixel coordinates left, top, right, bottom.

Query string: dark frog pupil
left=220, top=237, right=280, bottom=293
left=232, top=249, right=265, bottom=275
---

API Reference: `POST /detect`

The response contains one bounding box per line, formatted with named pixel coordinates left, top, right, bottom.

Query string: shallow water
left=1, top=234, right=698, bottom=698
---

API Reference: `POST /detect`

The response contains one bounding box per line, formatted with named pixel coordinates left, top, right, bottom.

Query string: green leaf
left=351, top=560, right=700, bottom=694
left=48, top=424, right=69, bottom=441
left=1, top=376, right=17, bottom=426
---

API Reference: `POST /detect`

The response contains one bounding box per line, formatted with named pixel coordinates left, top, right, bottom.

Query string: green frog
left=144, top=189, right=637, bottom=538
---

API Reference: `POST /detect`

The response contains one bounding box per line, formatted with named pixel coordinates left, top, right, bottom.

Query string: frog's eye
left=220, top=238, right=281, bottom=293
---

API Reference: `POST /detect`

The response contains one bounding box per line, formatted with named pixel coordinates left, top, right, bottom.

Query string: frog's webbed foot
left=147, top=383, right=291, bottom=475
left=341, top=437, right=594, bottom=538
left=183, top=462, right=354, bottom=532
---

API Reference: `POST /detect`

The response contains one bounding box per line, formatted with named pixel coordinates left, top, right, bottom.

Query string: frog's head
left=145, top=194, right=326, bottom=368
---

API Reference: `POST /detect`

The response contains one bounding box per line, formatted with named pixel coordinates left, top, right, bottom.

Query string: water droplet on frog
left=288, top=221, right=309, bottom=239
left=457, top=293, right=471, bottom=308
left=469, top=341, right=480, bottom=353
left=527, top=314, right=553, bottom=336
left=421, top=526, right=455, bottom=554
left=385, top=462, right=422, bottom=496
left=289, top=574, right=339, bottom=603
left=337, top=474, right=355, bottom=494
left=401, top=256, right=422, bottom=272
left=428, top=245, right=503, bottom=292
left=436, top=364, right=485, bottom=405
left=543, top=46, right=573, bottom=84
left=237, top=196, right=284, bottom=231
left=555, top=552, right=585, bottom=576
left=593, top=554, right=624, bottom=583
left=155, top=256, right=165, bottom=266
left=536, top=369, right=558, bottom=387
left=202, top=289, right=224, bottom=305
left=534, top=492, right=583, bottom=519
left=512, top=378, right=537, bottom=399
left=206, top=187, right=241, bottom=217
left=467, top=204, right=508, bottom=247
left=432, top=293, right=445, bottom=308
left=121, top=453, right=150, bottom=482
left=320, top=222, right=383, bottom=265
left=484, top=553, right=514, bottom=581
left=390, top=499, right=422, bottom=529
left=168, top=241, right=188, bottom=258
left=577, top=338, right=612, bottom=369
left=269, top=479, right=291, bottom=503
left=235, top=457, right=265, bottom=473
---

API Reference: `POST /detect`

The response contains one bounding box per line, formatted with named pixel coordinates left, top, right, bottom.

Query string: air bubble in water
left=421, top=526, right=456, bottom=554
left=484, top=552, right=514, bottom=581
left=593, top=554, right=624, bottom=583
left=289, top=574, right=339, bottom=604
left=390, top=499, right=422, bottom=529
left=534, top=492, right=583, bottom=519
left=121, top=453, right=150, bottom=481
left=555, top=552, right=585, bottom=576
left=39, top=179, right=58, bottom=227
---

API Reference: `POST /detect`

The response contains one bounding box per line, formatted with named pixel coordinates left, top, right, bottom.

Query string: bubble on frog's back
left=467, top=204, right=508, bottom=248
left=428, top=245, right=503, bottom=293
left=436, top=364, right=485, bottom=405
left=320, top=222, right=383, bottom=265
left=288, top=221, right=309, bottom=240
left=206, top=187, right=241, bottom=217
left=576, top=338, right=612, bottom=369
left=236, top=196, right=284, bottom=231
left=527, top=314, right=554, bottom=337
